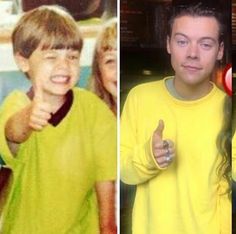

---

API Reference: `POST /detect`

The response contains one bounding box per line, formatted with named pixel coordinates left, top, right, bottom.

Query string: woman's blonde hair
left=90, top=18, right=117, bottom=114
left=12, top=5, right=83, bottom=58
left=217, top=95, right=231, bottom=196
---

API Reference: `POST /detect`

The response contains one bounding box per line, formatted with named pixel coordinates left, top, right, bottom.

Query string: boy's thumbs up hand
left=28, top=82, right=52, bottom=131
left=152, top=120, right=175, bottom=168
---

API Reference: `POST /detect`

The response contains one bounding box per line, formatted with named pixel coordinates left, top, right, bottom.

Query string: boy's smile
left=16, top=47, right=80, bottom=103
left=50, top=75, right=70, bottom=84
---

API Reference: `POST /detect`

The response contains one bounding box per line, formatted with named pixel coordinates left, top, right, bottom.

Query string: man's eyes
left=176, top=40, right=188, bottom=47
left=175, top=38, right=214, bottom=50
left=199, top=42, right=213, bottom=50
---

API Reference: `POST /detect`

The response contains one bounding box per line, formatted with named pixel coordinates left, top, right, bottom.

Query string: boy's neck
left=44, top=93, right=67, bottom=114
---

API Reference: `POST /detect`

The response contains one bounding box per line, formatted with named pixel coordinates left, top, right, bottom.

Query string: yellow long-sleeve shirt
left=121, top=78, right=231, bottom=234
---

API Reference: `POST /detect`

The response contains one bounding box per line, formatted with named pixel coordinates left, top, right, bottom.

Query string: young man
left=121, top=3, right=230, bottom=234
left=0, top=6, right=116, bottom=234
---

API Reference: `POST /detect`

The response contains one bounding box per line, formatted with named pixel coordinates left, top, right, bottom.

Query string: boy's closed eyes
left=43, top=49, right=80, bottom=62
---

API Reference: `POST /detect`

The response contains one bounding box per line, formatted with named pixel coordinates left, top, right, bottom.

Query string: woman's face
left=99, top=49, right=117, bottom=98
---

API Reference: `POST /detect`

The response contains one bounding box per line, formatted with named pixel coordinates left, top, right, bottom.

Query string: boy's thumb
left=34, top=80, right=43, bottom=101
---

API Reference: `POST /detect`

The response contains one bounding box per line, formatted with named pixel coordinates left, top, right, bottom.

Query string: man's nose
left=187, top=42, right=199, bottom=59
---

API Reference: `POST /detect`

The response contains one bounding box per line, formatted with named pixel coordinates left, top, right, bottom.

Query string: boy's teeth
left=51, top=75, right=68, bottom=83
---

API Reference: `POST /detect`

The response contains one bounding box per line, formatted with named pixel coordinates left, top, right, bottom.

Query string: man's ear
left=217, top=42, right=224, bottom=61
left=167, top=36, right=171, bottom=54
left=14, top=53, right=30, bottom=72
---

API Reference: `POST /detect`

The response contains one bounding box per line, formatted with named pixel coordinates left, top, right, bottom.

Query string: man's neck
left=172, top=78, right=213, bottom=100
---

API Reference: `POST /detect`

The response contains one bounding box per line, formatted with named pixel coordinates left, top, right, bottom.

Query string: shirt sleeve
left=120, top=88, right=165, bottom=185
left=91, top=96, right=117, bottom=182
left=0, top=91, right=29, bottom=170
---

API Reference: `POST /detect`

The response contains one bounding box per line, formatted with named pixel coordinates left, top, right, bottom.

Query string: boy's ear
left=14, top=53, right=30, bottom=72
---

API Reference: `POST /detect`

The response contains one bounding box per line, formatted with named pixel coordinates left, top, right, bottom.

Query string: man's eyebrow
left=199, top=37, right=217, bottom=43
left=174, top=33, right=217, bottom=43
left=173, top=33, right=188, bottom=38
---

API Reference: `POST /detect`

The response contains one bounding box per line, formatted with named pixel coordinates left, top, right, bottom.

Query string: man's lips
left=182, top=65, right=202, bottom=71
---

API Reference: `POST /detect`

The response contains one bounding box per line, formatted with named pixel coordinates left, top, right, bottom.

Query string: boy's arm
left=95, top=181, right=117, bottom=234
left=5, top=104, right=33, bottom=144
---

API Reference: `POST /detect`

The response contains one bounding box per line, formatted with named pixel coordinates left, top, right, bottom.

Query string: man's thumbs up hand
left=152, top=120, right=175, bottom=168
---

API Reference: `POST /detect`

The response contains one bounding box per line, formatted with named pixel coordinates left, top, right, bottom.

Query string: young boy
left=0, top=6, right=116, bottom=234
left=121, top=3, right=230, bottom=234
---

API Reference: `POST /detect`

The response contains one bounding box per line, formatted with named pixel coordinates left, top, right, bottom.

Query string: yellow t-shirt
left=0, top=87, right=117, bottom=234
left=121, top=78, right=230, bottom=234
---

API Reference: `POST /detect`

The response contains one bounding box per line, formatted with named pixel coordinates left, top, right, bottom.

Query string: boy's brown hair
left=12, top=5, right=83, bottom=58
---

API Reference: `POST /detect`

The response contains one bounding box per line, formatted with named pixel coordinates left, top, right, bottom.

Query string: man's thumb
left=154, top=119, right=165, bottom=140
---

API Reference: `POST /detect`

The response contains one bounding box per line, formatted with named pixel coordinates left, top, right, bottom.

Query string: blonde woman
left=90, top=18, right=117, bottom=114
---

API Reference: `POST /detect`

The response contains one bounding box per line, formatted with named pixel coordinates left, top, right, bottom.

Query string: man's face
left=167, top=15, right=224, bottom=87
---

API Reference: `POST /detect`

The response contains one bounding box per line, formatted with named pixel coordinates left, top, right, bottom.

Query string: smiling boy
left=121, top=3, right=230, bottom=234
left=0, top=6, right=116, bottom=234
